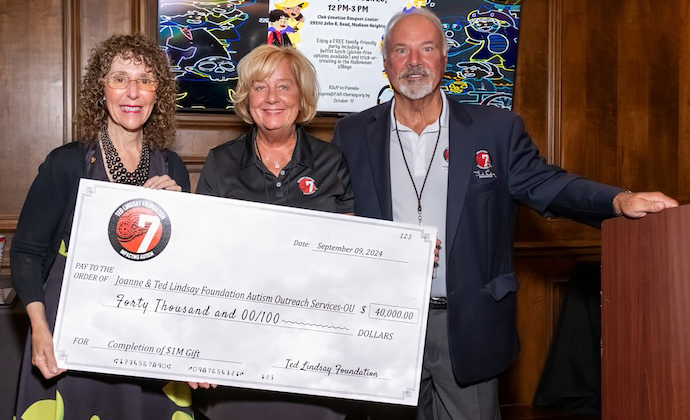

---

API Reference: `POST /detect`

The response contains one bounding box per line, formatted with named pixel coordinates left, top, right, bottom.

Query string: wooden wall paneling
left=304, top=116, right=340, bottom=142
left=174, top=114, right=249, bottom=191
left=546, top=0, right=563, bottom=166
left=64, top=0, right=80, bottom=143
left=0, top=0, right=65, bottom=216
left=615, top=0, right=679, bottom=196
left=175, top=114, right=249, bottom=154
left=498, top=256, right=581, bottom=405
left=558, top=0, right=588, bottom=183
left=504, top=1, right=615, bottom=406
left=512, top=0, right=550, bottom=155
left=561, top=1, right=619, bottom=185
left=131, top=0, right=158, bottom=36
left=617, top=2, right=653, bottom=188
left=586, top=1, right=619, bottom=186
left=79, top=0, right=133, bottom=65
left=0, top=9, right=68, bottom=408
left=513, top=0, right=562, bottom=246
left=141, top=0, right=159, bottom=37
left=679, top=1, right=690, bottom=202
left=641, top=1, right=679, bottom=197
left=545, top=277, right=570, bottom=343
left=513, top=0, right=603, bottom=247
left=512, top=0, right=561, bottom=166
left=0, top=235, right=12, bottom=277
left=617, top=0, right=654, bottom=192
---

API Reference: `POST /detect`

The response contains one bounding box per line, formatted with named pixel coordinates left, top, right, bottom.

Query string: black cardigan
left=10, top=141, right=190, bottom=306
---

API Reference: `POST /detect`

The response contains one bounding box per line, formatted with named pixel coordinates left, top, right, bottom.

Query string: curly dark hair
left=77, top=33, right=177, bottom=149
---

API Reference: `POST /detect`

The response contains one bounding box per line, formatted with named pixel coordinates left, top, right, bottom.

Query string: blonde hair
left=77, top=33, right=177, bottom=149
left=233, top=45, right=318, bottom=125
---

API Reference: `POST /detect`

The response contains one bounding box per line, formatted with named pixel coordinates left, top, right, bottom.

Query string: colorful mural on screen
left=159, top=0, right=268, bottom=111
left=378, top=0, right=521, bottom=110
left=159, top=0, right=520, bottom=112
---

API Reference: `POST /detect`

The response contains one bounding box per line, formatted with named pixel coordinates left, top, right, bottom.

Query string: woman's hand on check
left=188, top=381, right=217, bottom=389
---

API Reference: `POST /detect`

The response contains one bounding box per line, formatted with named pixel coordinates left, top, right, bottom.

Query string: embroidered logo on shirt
left=474, top=150, right=497, bottom=179
left=108, top=199, right=171, bottom=261
left=476, top=150, right=492, bottom=169
left=297, top=176, right=318, bottom=195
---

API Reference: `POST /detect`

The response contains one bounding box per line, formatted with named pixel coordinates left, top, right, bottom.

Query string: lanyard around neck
left=393, top=101, right=444, bottom=225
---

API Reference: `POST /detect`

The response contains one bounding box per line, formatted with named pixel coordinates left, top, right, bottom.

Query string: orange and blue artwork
left=441, top=0, right=520, bottom=109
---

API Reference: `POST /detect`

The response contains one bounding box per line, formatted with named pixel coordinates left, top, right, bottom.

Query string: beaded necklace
left=99, top=128, right=150, bottom=186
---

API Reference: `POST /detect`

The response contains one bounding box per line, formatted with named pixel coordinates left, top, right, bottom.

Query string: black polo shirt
left=196, top=126, right=354, bottom=214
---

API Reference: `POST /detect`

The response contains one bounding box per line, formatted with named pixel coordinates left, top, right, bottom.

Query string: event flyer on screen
left=268, top=0, right=409, bottom=112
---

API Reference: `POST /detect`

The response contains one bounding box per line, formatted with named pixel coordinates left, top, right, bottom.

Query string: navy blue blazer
left=332, top=97, right=621, bottom=384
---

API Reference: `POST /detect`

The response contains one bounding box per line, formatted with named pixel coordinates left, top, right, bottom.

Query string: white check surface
left=54, top=179, right=436, bottom=405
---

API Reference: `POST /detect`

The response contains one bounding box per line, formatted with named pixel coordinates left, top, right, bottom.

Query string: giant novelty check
left=54, top=179, right=436, bottom=405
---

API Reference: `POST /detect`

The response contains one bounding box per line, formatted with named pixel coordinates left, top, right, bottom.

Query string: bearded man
left=333, top=8, right=676, bottom=420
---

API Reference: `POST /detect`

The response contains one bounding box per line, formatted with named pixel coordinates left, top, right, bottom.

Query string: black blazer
left=333, top=97, right=621, bottom=384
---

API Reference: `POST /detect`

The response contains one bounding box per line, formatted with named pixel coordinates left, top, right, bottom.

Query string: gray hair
left=381, top=8, right=448, bottom=59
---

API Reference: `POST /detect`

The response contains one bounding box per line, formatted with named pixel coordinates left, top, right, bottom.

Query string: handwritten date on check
left=54, top=179, right=436, bottom=405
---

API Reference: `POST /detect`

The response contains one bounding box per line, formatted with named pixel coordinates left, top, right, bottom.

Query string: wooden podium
left=601, top=205, right=690, bottom=419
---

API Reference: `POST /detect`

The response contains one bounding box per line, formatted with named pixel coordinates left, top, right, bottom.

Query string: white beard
left=398, top=79, right=435, bottom=100
left=396, top=66, right=436, bottom=100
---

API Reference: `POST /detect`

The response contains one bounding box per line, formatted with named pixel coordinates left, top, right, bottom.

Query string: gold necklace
left=256, top=136, right=296, bottom=169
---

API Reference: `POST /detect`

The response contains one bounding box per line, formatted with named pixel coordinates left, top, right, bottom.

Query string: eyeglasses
left=104, top=76, right=159, bottom=91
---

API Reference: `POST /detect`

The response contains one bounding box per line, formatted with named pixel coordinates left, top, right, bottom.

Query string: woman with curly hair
left=11, top=33, right=192, bottom=419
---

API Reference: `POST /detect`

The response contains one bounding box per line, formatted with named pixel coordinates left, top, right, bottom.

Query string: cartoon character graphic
left=441, top=16, right=478, bottom=58
left=456, top=61, right=496, bottom=99
left=274, top=0, right=308, bottom=46
left=268, top=9, right=294, bottom=47
left=465, top=7, right=519, bottom=69
left=159, top=0, right=263, bottom=110
left=442, top=70, right=469, bottom=96
left=186, top=55, right=237, bottom=81
left=193, top=0, right=251, bottom=44
left=402, top=0, right=427, bottom=12
left=160, top=3, right=232, bottom=68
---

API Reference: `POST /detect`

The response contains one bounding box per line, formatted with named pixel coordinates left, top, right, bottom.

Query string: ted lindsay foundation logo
left=108, top=199, right=171, bottom=261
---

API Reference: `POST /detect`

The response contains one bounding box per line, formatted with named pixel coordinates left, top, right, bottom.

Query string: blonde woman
left=194, top=44, right=354, bottom=420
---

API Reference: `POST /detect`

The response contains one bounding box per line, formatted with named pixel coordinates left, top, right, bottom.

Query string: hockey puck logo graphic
left=475, top=150, right=492, bottom=169
left=298, top=176, right=318, bottom=195
left=108, top=199, right=171, bottom=261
